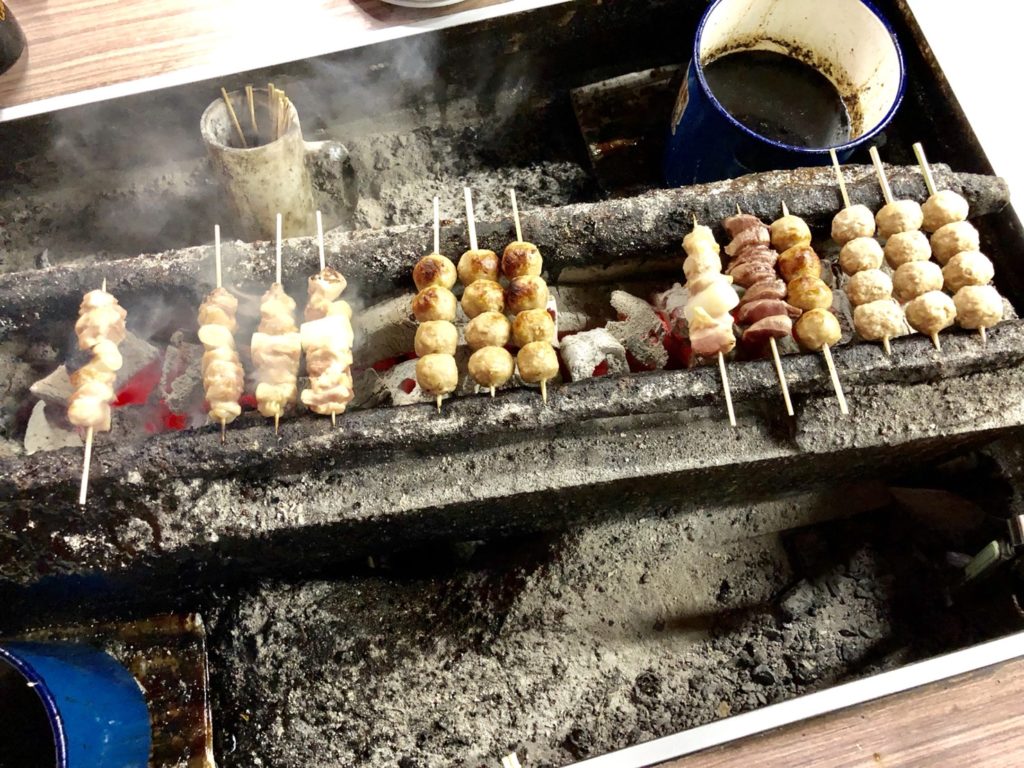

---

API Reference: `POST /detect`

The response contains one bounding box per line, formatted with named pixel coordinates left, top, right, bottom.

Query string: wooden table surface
left=0, top=0, right=567, bottom=122
left=664, top=657, right=1024, bottom=767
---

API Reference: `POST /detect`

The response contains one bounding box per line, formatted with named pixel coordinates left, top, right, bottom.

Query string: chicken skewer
left=869, top=146, right=954, bottom=350
left=252, top=213, right=301, bottom=434
left=300, top=211, right=355, bottom=426
left=460, top=188, right=515, bottom=399
left=505, top=189, right=557, bottom=404
left=198, top=224, right=245, bottom=442
left=683, top=216, right=738, bottom=427
left=413, top=197, right=459, bottom=412
left=913, top=143, right=1003, bottom=344
left=70, top=278, right=127, bottom=505
left=829, top=149, right=900, bottom=356
left=724, top=206, right=796, bottom=416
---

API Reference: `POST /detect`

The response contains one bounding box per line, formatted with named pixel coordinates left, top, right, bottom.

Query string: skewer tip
left=540, top=379, right=548, bottom=405
left=882, top=336, right=892, bottom=356
left=436, top=395, right=443, bottom=413
left=274, top=413, right=280, bottom=435
left=331, top=412, right=337, bottom=427
left=781, top=201, right=789, bottom=218
left=490, top=386, right=496, bottom=398
left=220, top=418, right=226, bottom=444
left=980, top=326, right=988, bottom=345
left=931, top=333, right=941, bottom=351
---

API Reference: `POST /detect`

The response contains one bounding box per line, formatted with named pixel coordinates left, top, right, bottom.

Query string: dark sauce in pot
left=703, top=50, right=852, bottom=149
left=0, top=659, right=58, bottom=768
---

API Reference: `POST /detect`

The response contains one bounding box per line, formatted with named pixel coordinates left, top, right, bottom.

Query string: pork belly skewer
left=252, top=213, right=301, bottom=434
left=69, top=278, right=127, bottom=505
left=460, top=188, right=515, bottom=398
left=913, top=143, right=1003, bottom=344
left=506, top=189, right=557, bottom=404
left=830, top=149, right=901, bottom=356
left=300, top=211, right=355, bottom=426
left=723, top=207, right=796, bottom=416
left=198, top=224, right=245, bottom=442
left=772, top=203, right=848, bottom=415
left=413, top=197, right=459, bottom=412
left=683, top=217, right=738, bottom=426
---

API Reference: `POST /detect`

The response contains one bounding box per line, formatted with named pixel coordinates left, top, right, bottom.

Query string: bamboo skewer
left=829, top=148, right=851, bottom=209
left=275, top=212, right=283, bottom=435
left=220, top=87, right=248, bottom=149
left=768, top=337, right=794, bottom=416
left=868, top=146, right=894, bottom=206
left=718, top=351, right=736, bottom=428
left=214, top=224, right=227, bottom=442
left=912, top=142, right=939, bottom=198
left=245, top=85, right=258, bottom=140
left=822, top=343, right=849, bottom=415
left=464, top=187, right=478, bottom=251
left=511, top=188, right=523, bottom=243
left=433, top=196, right=440, bottom=255
left=316, top=210, right=326, bottom=272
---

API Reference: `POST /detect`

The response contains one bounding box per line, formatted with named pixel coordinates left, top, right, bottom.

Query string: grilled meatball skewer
left=829, top=150, right=902, bottom=355
left=773, top=201, right=848, bottom=415
left=870, top=147, right=955, bottom=350
left=506, top=189, right=556, bottom=403
left=913, top=143, right=1004, bottom=344
left=198, top=224, right=245, bottom=442
left=683, top=216, right=738, bottom=426
left=414, top=197, right=460, bottom=412
left=70, top=279, right=127, bottom=505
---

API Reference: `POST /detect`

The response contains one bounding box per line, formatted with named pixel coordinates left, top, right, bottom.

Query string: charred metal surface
left=0, top=166, right=1008, bottom=341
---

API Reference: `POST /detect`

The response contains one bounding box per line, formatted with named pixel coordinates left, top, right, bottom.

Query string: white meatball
left=930, top=221, right=980, bottom=265
left=942, top=251, right=994, bottom=293
left=953, top=285, right=1004, bottom=330
left=839, top=237, right=884, bottom=275
left=876, top=200, right=924, bottom=238
left=461, top=279, right=505, bottom=319
left=846, top=268, right=893, bottom=306
left=893, top=261, right=943, bottom=303
left=683, top=225, right=719, bottom=258
left=517, top=341, right=559, bottom=384
left=883, top=230, right=931, bottom=268
left=465, top=311, right=511, bottom=351
left=922, top=190, right=969, bottom=233
left=854, top=299, right=905, bottom=342
left=416, top=353, right=458, bottom=395
left=904, top=290, right=956, bottom=339
left=770, top=215, right=812, bottom=252
left=414, top=320, right=458, bottom=357
left=683, top=249, right=722, bottom=281
left=468, top=347, right=514, bottom=389
left=832, top=204, right=875, bottom=245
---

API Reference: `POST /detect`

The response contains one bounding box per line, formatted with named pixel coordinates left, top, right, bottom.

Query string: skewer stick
left=433, top=196, right=440, bottom=254
left=275, top=212, right=283, bottom=285
left=464, top=187, right=478, bottom=251
left=220, top=419, right=226, bottom=444
left=540, top=379, right=549, bottom=405
left=912, top=142, right=938, bottom=197
left=220, top=88, right=249, bottom=148
left=316, top=210, right=326, bottom=272
left=768, top=337, right=794, bottom=417
left=436, top=395, right=443, bottom=413
left=822, top=343, right=849, bottom=415
left=868, top=146, right=894, bottom=205
left=214, top=224, right=223, bottom=289
left=79, top=427, right=93, bottom=505
left=510, top=189, right=523, bottom=242
left=101, top=278, right=107, bottom=292
left=490, top=386, right=496, bottom=398
left=829, top=148, right=851, bottom=209
left=274, top=413, right=280, bottom=435
left=718, top=351, right=736, bottom=427
left=781, top=201, right=789, bottom=218
left=930, top=332, right=941, bottom=351
left=332, top=412, right=337, bottom=427
left=882, top=336, right=892, bottom=356
left=246, top=85, right=258, bottom=139
left=980, top=326, right=988, bottom=345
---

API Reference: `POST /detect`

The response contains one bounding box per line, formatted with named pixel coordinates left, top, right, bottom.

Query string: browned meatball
left=501, top=241, right=543, bottom=278
left=414, top=321, right=458, bottom=357
left=457, top=249, right=500, bottom=285
left=411, top=286, right=457, bottom=323
left=506, top=275, right=550, bottom=315
left=468, top=347, right=515, bottom=389
left=465, top=311, right=511, bottom=351
left=778, top=245, right=822, bottom=282
left=512, top=308, right=555, bottom=347
left=788, top=276, right=833, bottom=311
left=517, top=341, right=559, bottom=384
left=413, top=253, right=457, bottom=291
left=461, top=279, right=505, bottom=319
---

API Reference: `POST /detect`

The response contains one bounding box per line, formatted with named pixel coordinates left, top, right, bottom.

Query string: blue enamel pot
left=0, top=642, right=151, bottom=768
left=664, top=0, right=906, bottom=185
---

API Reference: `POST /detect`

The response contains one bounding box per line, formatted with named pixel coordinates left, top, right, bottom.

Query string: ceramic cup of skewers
left=664, top=0, right=905, bottom=185
left=201, top=85, right=320, bottom=241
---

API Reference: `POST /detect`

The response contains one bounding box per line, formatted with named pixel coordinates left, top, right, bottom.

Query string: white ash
left=561, top=329, right=628, bottom=381
left=606, top=291, right=668, bottom=369
left=24, top=400, right=82, bottom=455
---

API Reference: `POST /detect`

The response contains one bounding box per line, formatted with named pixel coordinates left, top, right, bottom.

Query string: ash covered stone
left=561, top=328, right=628, bottom=381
